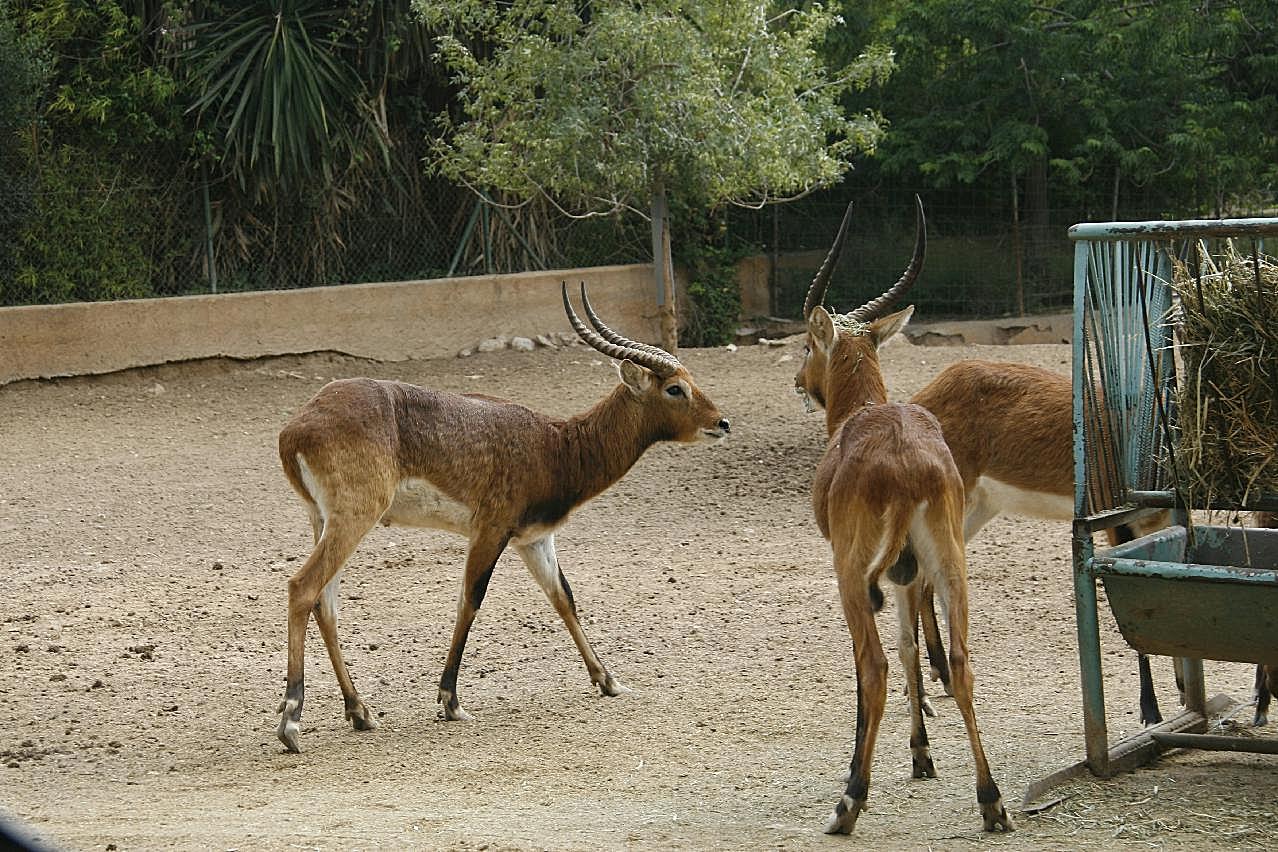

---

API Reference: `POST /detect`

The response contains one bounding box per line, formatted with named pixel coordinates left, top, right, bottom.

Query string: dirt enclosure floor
left=1, top=335, right=1275, bottom=851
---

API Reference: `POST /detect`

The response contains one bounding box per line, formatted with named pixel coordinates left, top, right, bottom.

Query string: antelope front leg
left=515, top=535, right=628, bottom=698
left=437, top=533, right=510, bottom=721
left=918, top=584, right=951, bottom=699
left=1255, top=664, right=1273, bottom=727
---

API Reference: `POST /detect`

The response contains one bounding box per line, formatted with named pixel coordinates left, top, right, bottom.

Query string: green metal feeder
left=1027, top=217, right=1278, bottom=804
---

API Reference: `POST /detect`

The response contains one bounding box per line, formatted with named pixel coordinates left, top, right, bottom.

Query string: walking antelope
left=273, top=284, right=730, bottom=753
left=798, top=199, right=1013, bottom=834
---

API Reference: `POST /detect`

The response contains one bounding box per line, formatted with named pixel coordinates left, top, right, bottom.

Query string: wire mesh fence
left=0, top=152, right=1189, bottom=322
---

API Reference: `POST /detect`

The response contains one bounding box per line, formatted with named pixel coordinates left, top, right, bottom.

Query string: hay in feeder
left=1171, top=242, right=1278, bottom=510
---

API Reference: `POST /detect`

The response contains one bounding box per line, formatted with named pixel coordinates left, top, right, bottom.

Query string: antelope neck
left=560, top=384, right=667, bottom=501
left=824, top=343, right=888, bottom=437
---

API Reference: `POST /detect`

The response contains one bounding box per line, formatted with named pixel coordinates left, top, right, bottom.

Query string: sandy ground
left=1, top=335, right=1274, bottom=851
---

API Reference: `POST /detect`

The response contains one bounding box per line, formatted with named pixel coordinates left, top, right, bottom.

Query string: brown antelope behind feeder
left=795, top=198, right=1013, bottom=834
left=795, top=302, right=1171, bottom=724
left=272, top=283, right=730, bottom=753
left=903, top=361, right=1170, bottom=722
left=1252, top=512, right=1278, bottom=726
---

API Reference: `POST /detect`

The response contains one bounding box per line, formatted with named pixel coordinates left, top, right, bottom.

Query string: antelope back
left=909, top=360, right=1074, bottom=495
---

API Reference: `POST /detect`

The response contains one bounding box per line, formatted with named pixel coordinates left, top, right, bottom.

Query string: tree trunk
left=650, top=181, right=679, bottom=353
left=1010, top=171, right=1024, bottom=316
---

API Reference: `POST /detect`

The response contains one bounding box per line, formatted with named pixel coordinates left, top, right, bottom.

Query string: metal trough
left=1096, top=525, right=1278, bottom=664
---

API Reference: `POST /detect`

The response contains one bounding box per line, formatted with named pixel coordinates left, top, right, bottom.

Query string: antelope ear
left=870, top=305, right=914, bottom=349
left=618, top=359, right=653, bottom=394
left=808, top=307, right=837, bottom=353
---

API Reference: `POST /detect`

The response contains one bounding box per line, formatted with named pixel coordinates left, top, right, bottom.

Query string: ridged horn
left=562, top=282, right=679, bottom=378
left=579, top=282, right=676, bottom=361
left=846, top=195, right=927, bottom=324
left=802, top=200, right=856, bottom=320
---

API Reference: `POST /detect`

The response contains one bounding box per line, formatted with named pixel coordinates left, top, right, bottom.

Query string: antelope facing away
left=273, top=284, right=730, bottom=753
left=797, top=199, right=1013, bottom=834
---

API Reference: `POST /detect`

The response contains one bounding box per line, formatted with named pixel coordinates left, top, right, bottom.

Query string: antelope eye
left=665, top=384, right=684, bottom=397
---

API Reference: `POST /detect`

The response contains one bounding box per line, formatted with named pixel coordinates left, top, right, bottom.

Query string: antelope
left=798, top=198, right=1013, bottom=834
left=795, top=284, right=1171, bottom=723
left=273, top=283, right=730, bottom=753
left=909, top=361, right=1169, bottom=718
left=1251, top=512, right=1277, bottom=726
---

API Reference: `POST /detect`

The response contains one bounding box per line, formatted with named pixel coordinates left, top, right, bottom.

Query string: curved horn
left=579, top=282, right=677, bottom=361
left=562, top=283, right=679, bottom=378
left=802, top=200, right=856, bottom=320
left=847, top=195, right=927, bottom=324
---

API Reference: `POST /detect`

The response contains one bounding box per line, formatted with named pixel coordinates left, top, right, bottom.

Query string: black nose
left=718, top=419, right=731, bottom=433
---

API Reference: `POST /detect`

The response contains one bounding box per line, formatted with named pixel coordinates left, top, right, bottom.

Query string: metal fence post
left=202, top=171, right=218, bottom=294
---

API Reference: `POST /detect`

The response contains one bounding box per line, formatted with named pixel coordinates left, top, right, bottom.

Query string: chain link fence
left=0, top=150, right=1185, bottom=321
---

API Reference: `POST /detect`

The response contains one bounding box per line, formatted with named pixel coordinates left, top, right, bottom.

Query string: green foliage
left=14, top=0, right=185, bottom=152
left=424, top=0, right=892, bottom=209
left=0, top=2, right=46, bottom=139
left=186, top=1, right=375, bottom=199
left=3, top=1, right=195, bottom=306
left=675, top=210, right=754, bottom=347
left=183, top=1, right=449, bottom=286
left=3, top=0, right=1275, bottom=312
left=0, top=2, right=48, bottom=283
left=4, top=147, right=166, bottom=305
left=839, top=0, right=1278, bottom=214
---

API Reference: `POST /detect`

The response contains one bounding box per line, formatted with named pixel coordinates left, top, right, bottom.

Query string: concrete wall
left=0, top=265, right=662, bottom=385
left=902, top=312, right=1072, bottom=347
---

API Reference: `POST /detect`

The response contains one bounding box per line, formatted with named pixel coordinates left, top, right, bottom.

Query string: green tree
left=422, top=0, right=892, bottom=350
left=4, top=1, right=190, bottom=304
left=841, top=0, right=1277, bottom=216
left=0, top=1, right=48, bottom=287
left=184, top=0, right=449, bottom=286
left=828, top=0, right=1276, bottom=314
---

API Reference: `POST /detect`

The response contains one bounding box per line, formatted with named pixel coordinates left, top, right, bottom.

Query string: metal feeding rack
left=1027, top=217, right=1278, bottom=803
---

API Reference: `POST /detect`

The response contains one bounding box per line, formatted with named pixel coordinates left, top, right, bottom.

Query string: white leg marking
left=515, top=534, right=559, bottom=592
left=297, top=454, right=329, bottom=532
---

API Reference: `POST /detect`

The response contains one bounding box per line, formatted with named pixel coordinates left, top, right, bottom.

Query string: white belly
left=381, top=478, right=473, bottom=534
left=974, top=476, right=1073, bottom=521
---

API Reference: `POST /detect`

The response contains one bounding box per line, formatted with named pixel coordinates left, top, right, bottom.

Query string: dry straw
left=1171, top=241, right=1278, bottom=509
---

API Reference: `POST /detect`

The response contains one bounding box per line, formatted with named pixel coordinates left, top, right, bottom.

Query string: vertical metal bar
left=481, top=201, right=492, bottom=274
left=1181, top=658, right=1206, bottom=716
left=1074, top=527, right=1110, bottom=776
left=650, top=186, right=668, bottom=306
left=1073, top=242, right=1091, bottom=518
left=1073, top=239, right=1111, bottom=776
left=770, top=204, right=779, bottom=317
left=1012, top=172, right=1025, bottom=316
left=202, top=172, right=217, bottom=294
